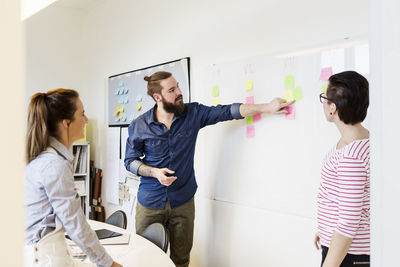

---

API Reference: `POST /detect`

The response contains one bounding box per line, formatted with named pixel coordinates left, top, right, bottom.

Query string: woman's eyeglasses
left=319, top=93, right=335, bottom=104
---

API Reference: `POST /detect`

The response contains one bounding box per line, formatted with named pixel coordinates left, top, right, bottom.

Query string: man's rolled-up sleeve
left=230, top=103, right=243, bottom=119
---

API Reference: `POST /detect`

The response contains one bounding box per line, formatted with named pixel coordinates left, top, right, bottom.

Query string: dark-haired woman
left=314, top=71, right=370, bottom=267
left=24, top=89, right=122, bottom=267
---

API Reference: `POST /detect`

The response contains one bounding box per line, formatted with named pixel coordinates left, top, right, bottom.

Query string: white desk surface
left=71, top=220, right=175, bottom=267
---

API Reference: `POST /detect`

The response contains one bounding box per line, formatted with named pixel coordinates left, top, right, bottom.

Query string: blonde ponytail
left=25, top=89, right=79, bottom=163
left=26, top=93, right=49, bottom=163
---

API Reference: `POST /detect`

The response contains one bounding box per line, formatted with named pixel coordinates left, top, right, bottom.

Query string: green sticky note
left=246, top=115, right=253, bottom=125
left=321, top=84, right=328, bottom=93
left=284, top=75, right=295, bottom=89
left=293, top=86, right=303, bottom=100
left=212, top=85, right=220, bottom=97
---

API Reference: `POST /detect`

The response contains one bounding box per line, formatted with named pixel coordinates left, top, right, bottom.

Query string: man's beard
left=162, top=95, right=185, bottom=115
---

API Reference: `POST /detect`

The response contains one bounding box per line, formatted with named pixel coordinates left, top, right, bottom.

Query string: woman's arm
left=44, top=160, right=115, bottom=267
left=322, top=231, right=352, bottom=267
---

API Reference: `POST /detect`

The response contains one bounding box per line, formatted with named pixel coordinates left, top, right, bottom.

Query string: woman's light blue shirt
left=25, top=137, right=113, bottom=267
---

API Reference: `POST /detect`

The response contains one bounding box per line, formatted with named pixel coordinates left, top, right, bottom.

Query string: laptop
left=66, top=228, right=130, bottom=245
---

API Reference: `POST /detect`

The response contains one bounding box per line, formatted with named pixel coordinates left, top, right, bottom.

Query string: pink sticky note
left=285, top=106, right=296, bottom=120
left=320, top=67, right=332, bottom=81
left=246, top=96, right=254, bottom=104
left=246, top=125, right=255, bottom=138
left=253, top=113, right=261, bottom=122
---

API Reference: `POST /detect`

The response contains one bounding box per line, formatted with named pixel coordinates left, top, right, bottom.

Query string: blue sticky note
left=118, top=97, right=123, bottom=104
left=114, top=88, right=119, bottom=95
left=114, top=117, right=120, bottom=122
left=122, top=114, right=127, bottom=122
left=124, top=96, right=129, bottom=104
left=124, top=88, right=129, bottom=94
left=118, top=79, right=124, bottom=87
left=136, top=94, right=142, bottom=102
left=129, top=114, right=135, bottom=122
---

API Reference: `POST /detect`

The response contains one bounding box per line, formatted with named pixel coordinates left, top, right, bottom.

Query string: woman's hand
left=314, top=232, right=321, bottom=250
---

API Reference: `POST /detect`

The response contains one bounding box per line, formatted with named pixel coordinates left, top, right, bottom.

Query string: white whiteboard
left=196, top=44, right=369, bottom=219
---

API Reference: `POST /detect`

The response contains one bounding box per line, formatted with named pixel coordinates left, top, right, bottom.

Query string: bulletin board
left=108, top=57, right=191, bottom=127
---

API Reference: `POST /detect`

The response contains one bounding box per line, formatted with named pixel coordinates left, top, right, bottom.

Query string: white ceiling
left=52, top=0, right=103, bottom=10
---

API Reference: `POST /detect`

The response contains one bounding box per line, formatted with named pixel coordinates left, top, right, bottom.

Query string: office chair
left=140, top=223, right=169, bottom=253
left=105, top=210, right=127, bottom=229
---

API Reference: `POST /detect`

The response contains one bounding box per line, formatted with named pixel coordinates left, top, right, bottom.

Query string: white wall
left=25, top=5, right=85, bottom=103
left=25, top=0, right=369, bottom=266
left=369, top=0, right=400, bottom=266
left=0, top=0, right=25, bottom=264
left=81, top=1, right=368, bottom=266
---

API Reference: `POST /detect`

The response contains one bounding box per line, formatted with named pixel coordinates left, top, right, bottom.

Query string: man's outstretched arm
left=239, top=98, right=294, bottom=117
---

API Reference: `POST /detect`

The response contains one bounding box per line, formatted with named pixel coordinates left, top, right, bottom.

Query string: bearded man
left=125, top=71, right=293, bottom=267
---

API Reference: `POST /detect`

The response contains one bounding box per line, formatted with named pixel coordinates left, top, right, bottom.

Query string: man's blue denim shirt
left=125, top=102, right=243, bottom=209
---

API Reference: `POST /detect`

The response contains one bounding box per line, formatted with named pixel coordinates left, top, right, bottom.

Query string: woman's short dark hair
left=327, top=71, right=369, bottom=125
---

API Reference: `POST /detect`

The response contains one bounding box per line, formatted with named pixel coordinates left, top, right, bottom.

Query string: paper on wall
left=321, top=48, right=345, bottom=74
left=105, top=127, right=120, bottom=205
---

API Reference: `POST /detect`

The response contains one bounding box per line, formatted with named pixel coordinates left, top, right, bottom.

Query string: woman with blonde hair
left=24, top=89, right=122, bottom=267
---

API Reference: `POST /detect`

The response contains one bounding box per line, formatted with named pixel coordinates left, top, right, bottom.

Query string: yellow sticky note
left=212, top=85, right=220, bottom=97
left=113, top=105, right=120, bottom=116
left=213, top=97, right=220, bottom=106
left=284, top=75, right=295, bottom=89
left=119, top=105, right=125, bottom=112
left=321, top=84, right=328, bottom=93
left=119, top=112, right=124, bottom=119
left=245, top=79, right=253, bottom=91
left=284, top=90, right=294, bottom=102
left=293, top=86, right=303, bottom=100
left=136, top=103, right=142, bottom=111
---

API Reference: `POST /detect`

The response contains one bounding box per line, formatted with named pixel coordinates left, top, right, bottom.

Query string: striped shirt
left=317, top=138, right=370, bottom=255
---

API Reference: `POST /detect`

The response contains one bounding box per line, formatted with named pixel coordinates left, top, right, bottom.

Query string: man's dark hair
left=144, top=71, right=172, bottom=100
left=327, top=71, right=369, bottom=125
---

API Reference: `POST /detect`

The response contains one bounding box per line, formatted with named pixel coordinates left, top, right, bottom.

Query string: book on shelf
left=73, top=145, right=88, bottom=174
left=80, top=197, right=86, bottom=214
left=79, top=146, right=87, bottom=174
left=89, top=162, right=95, bottom=205
left=73, top=146, right=81, bottom=173
left=92, top=168, right=103, bottom=206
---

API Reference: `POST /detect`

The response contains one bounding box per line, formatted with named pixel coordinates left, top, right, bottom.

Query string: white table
left=71, top=220, right=175, bottom=267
